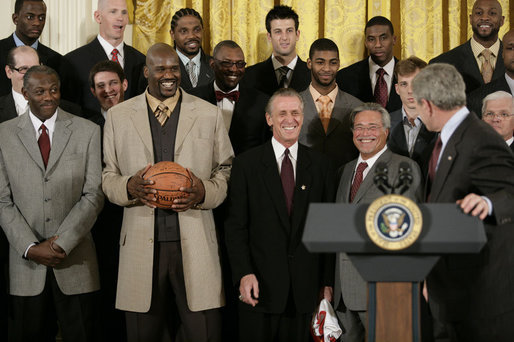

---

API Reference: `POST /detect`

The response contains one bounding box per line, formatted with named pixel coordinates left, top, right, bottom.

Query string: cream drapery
left=129, top=0, right=512, bottom=67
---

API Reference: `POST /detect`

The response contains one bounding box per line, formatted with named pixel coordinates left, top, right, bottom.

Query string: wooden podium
left=302, top=202, right=486, bottom=342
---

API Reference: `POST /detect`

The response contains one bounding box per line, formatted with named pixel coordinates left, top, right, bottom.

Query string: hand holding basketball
left=127, top=164, right=157, bottom=208
left=170, top=170, right=205, bottom=212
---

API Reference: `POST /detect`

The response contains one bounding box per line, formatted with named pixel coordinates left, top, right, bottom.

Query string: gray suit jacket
left=334, top=148, right=421, bottom=311
left=0, top=109, right=103, bottom=296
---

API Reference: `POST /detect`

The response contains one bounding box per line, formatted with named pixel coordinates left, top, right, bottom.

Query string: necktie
left=374, top=68, right=388, bottom=108
left=278, top=66, right=290, bottom=88
left=317, top=95, right=332, bottom=133
left=186, top=61, right=198, bottom=87
left=111, top=48, right=120, bottom=63
left=215, top=90, right=240, bottom=102
left=154, top=103, right=170, bottom=126
left=480, top=49, right=493, bottom=84
left=281, top=149, right=295, bottom=216
left=350, top=162, right=368, bottom=202
left=428, top=135, right=442, bottom=184
left=38, top=124, right=50, bottom=168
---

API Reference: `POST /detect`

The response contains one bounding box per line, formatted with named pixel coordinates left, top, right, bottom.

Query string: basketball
left=143, top=161, right=193, bottom=209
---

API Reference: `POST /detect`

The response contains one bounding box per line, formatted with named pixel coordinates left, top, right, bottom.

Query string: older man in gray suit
left=333, top=103, right=421, bottom=342
left=0, top=65, right=103, bottom=341
left=299, top=38, right=362, bottom=169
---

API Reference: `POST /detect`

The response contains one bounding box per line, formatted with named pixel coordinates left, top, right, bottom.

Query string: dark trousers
left=0, top=231, right=8, bottom=342
left=8, top=270, right=100, bottom=342
left=125, top=241, right=221, bottom=342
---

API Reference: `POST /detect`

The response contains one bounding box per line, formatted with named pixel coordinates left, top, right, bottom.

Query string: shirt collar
left=214, top=80, right=239, bottom=94
left=505, top=73, right=514, bottom=95
left=29, top=108, right=58, bottom=133
left=145, top=87, right=181, bottom=113
left=176, top=49, right=202, bottom=66
left=12, top=88, right=27, bottom=106
left=368, top=56, right=395, bottom=77
left=13, top=32, right=38, bottom=49
left=470, top=37, right=500, bottom=58
left=271, top=54, right=298, bottom=71
left=440, top=106, right=469, bottom=146
left=309, top=83, right=338, bottom=103
left=506, top=136, right=514, bottom=146
left=97, top=34, right=124, bottom=59
left=357, top=144, right=388, bottom=169
left=271, top=136, right=298, bottom=161
left=401, top=107, right=422, bottom=126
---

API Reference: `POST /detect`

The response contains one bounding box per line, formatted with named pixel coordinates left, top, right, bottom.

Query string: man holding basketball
left=102, top=43, right=233, bottom=342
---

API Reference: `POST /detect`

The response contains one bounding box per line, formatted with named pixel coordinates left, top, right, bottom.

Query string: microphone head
left=375, top=161, right=388, bottom=174
left=399, top=161, right=411, bottom=173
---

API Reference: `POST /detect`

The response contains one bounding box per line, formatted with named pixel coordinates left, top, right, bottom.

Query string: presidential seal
left=365, top=194, right=422, bottom=250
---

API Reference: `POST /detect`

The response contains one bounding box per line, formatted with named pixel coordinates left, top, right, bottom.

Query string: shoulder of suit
left=245, top=58, right=271, bottom=73
left=339, top=58, right=368, bottom=73
left=124, top=43, right=146, bottom=60
left=37, top=42, right=62, bottom=57
left=430, top=40, right=470, bottom=63
left=337, top=88, right=363, bottom=105
left=64, top=39, right=98, bottom=58
left=181, top=90, right=218, bottom=112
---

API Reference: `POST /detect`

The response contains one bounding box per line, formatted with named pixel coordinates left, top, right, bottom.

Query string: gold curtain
left=130, top=0, right=512, bottom=67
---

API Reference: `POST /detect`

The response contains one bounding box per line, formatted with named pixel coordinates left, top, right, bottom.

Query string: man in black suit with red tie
left=0, top=0, right=62, bottom=96
left=336, top=16, right=401, bottom=113
left=242, top=5, right=310, bottom=96
left=225, top=88, right=335, bottom=342
left=412, top=63, right=514, bottom=341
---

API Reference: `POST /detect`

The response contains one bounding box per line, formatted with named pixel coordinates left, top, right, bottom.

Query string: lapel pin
left=301, top=185, right=306, bottom=190
left=448, top=156, right=452, bottom=161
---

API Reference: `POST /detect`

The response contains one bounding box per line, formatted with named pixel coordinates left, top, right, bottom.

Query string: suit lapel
left=265, top=57, right=280, bottom=91
left=340, top=159, right=357, bottom=203
left=290, top=145, right=312, bottom=239
left=463, top=41, right=483, bottom=85
left=175, top=91, right=197, bottom=153
left=302, top=91, right=325, bottom=137
left=492, top=41, right=505, bottom=80
left=326, top=89, right=350, bottom=135
left=353, top=149, right=392, bottom=203
left=17, top=113, right=45, bottom=171
left=0, top=94, right=17, bottom=122
left=129, top=95, right=154, bottom=157
left=179, top=59, right=193, bottom=89
left=198, top=51, right=213, bottom=85
left=46, top=110, right=72, bottom=172
left=91, top=38, right=110, bottom=60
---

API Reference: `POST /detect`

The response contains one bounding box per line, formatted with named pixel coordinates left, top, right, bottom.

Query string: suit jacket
left=299, top=87, right=362, bottom=169
left=466, top=74, right=511, bottom=116
left=61, top=37, right=146, bottom=118
left=102, top=90, right=234, bottom=313
left=242, top=56, right=311, bottom=96
left=387, top=109, right=437, bottom=172
left=225, top=141, right=336, bottom=314
left=179, top=50, right=214, bottom=92
left=336, top=57, right=402, bottom=113
left=0, top=34, right=62, bottom=97
left=333, top=148, right=421, bottom=311
left=0, top=109, right=103, bottom=296
left=189, top=82, right=270, bottom=155
left=426, top=112, right=514, bottom=322
left=430, top=39, right=505, bottom=94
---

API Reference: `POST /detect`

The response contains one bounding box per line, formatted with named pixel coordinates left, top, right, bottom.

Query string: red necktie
left=281, top=149, right=295, bottom=216
left=111, top=48, right=120, bottom=63
left=428, top=135, right=442, bottom=184
left=38, top=124, right=50, bottom=168
left=374, top=68, right=388, bottom=108
left=350, top=162, right=368, bottom=202
left=215, top=90, right=240, bottom=102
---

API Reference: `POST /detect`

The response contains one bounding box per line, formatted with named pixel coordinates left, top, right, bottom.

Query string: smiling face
left=171, top=15, right=203, bottom=57
left=144, top=46, right=181, bottom=101
left=267, top=19, right=299, bottom=60
left=352, top=110, right=389, bottom=159
left=365, top=24, right=396, bottom=67
left=94, top=0, right=129, bottom=46
left=13, top=1, right=47, bottom=46
left=22, top=71, right=60, bottom=121
left=266, top=95, right=304, bottom=148
left=470, top=0, right=504, bottom=44
left=307, top=49, right=339, bottom=90
left=211, top=46, right=245, bottom=92
left=91, top=71, right=127, bottom=111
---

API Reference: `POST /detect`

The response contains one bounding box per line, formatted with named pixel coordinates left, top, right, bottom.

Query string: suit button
left=163, top=148, right=168, bottom=153
left=149, top=238, right=153, bottom=243
left=45, top=218, right=50, bottom=222
left=44, top=178, right=49, bottom=182
left=44, top=198, right=50, bottom=202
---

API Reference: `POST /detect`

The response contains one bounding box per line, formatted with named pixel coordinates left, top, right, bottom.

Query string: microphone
left=373, top=161, right=391, bottom=195
left=394, top=162, right=413, bottom=195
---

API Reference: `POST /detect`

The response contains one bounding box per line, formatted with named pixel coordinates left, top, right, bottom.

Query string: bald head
left=503, top=29, right=514, bottom=78
left=5, top=45, right=40, bottom=93
left=144, top=43, right=181, bottom=101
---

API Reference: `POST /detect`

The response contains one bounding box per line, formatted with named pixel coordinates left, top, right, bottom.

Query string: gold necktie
left=154, top=103, right=169, bottom=126
left=317, top=95, right=332, bottom=133
left=481, top=49, right=493, bottom=84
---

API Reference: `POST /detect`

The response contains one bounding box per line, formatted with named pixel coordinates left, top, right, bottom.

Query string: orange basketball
left=143, top=161, right=193, bottom=209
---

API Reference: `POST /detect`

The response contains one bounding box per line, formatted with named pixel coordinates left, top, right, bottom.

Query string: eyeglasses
left=9, top=65, right=31, bottom=74
left=352, top=125, right=383, bottom=133
left=483, top=112, right=514, bottom=120
left=214, top=59, right=246, bottom=69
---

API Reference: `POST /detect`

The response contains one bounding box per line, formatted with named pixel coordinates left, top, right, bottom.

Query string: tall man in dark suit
left=170, top=8, right=214, bottom=92
left=430, top=0, right=505, bottom=94
left=336, top=16, right=401, bottom=113
left=334, top=103, right=422, bottom=342
left=481, top=91, right=514, bottom=151
left=190, top=40, right=269, bottom=155
left=242, top=5, right=310, bottom=96
left=0, top=0, right=61, bottom=96
left=412, top=63, right=514, bottom=341
left=467, top=29, right=514, bottom=114
left=225, top=88, right=335, bottom=342
left=0, top=65, right=104, bottom=342
left=388, top=56, right=436, bottom=170
left=299, top=38, right=362, bottom=169
left=61, top=0, right=146, bottom=118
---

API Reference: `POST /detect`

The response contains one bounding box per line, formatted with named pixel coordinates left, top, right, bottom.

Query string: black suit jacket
left=336, top=57, right=402, bottom=112
left=242, top=56, right=311, bottom=96
left=225, top=141, right=336, bottom=314
left=466, top=74, right=511, bottom=116
left=426, top=112, right=514, bottom=323
left=179, top=50, right=214, bottom=92
left=189, top=82, right=270, bottom=155
left=0, top=34, right=62, bottom=97
left=61, top=37, right=146, bottom=118
left=387, top=109, right=437, bottom=173
left=430, top=39, right=505, bottom=94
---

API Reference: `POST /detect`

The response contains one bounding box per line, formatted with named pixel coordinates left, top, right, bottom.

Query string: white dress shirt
left=271, top=137, right=298, bottom=179
left=12, top=89, right=28, bottom=116
left=97, top=34, right=125, bottom=68
left=369, top=57, right=395, bottom=97
left=213, top=81, right=238, bottom=132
